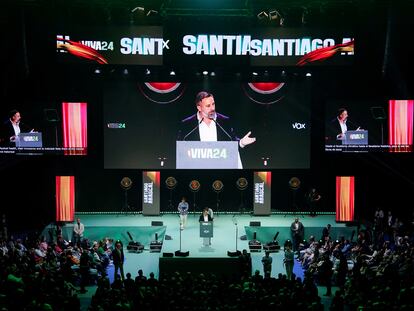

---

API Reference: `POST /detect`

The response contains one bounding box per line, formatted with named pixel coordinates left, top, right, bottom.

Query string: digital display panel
left=104, top=80, right=311, bottom=169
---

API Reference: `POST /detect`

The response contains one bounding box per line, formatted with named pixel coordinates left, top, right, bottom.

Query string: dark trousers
left=114, top=263, right=125, bottom=281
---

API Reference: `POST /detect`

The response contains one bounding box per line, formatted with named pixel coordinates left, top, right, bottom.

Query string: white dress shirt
left=198, top=114, right=217, bottom=141
left=196, top=112, right=243, bottom=169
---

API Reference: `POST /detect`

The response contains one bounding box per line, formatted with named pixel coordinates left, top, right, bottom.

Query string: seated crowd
left=296, top=209, right=414, bottom=310
left=0, top=228, right=117, bottom=311
left=1, top=208, right=413, bottom=311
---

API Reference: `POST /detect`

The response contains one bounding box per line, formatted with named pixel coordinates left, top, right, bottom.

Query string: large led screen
left=104, top=80, right=310, bottom=169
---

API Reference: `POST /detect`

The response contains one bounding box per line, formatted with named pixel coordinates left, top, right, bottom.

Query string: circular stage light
left=289, top=177, right=301, bottom=190
left=165, top=176, right=177, bottom=189
left=120, top=177, right=132, bottom=190
left=236, top=177, right=248, bottom=190
left=189, top=180, right=201, bottom=192
left=212, top=180, right=224, bottom=192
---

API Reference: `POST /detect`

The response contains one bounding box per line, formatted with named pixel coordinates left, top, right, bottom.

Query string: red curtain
left=336, top=176, right=355, bottom=222
left=388, top=100, right=413, bottom=152
left=56, top=176, right=75, bottom=222
left=62, top=102, right=88, bottom=155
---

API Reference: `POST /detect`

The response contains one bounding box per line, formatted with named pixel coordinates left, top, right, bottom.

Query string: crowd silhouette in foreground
left=1, top=209, right=413, bottom=310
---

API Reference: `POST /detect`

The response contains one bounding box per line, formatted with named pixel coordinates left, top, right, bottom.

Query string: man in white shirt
left=1, top=109, right=33, bottom=146
left=73, top=218, right=85, bottom=247
left=326, top=108, right=361, bottom=144
left=177, top=197, right=189, bottom=230
left=177, top=91, right=256, bottom=168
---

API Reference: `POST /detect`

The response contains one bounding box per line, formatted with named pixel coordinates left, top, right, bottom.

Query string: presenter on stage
left=178, top=197, right=189, bottom=230
left=177, top=91, right=256, bottom=168
left=326, top=108, right=362, bottom=145
left=0, top=109, right=35, bottom=146
left=199, top=207, right=213, bottom=246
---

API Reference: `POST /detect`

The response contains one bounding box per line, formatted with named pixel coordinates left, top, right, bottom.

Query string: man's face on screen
left=197, top=96, right=216, bottom=119
left=11, top=112, right=21, bottom=124
left=339, top=110, right=348, bottom=121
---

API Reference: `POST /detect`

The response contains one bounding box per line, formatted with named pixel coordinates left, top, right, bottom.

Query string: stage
left=43, top=213, right=356, bottom=281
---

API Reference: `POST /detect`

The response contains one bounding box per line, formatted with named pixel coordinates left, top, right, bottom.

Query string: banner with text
left=142, top=171, right=161, bottom=216
left=253, top=171, right=271, bottom=216
left=57, top=27, right=353, bottom=67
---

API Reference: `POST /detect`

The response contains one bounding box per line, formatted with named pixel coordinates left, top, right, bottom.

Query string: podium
left=16, top=132, right=43, bottom=148
left=200, top=221, right=213, bottom=246
left=342, top=130, right=368, bottom=145
left=176, top=141, right=239, bottom=169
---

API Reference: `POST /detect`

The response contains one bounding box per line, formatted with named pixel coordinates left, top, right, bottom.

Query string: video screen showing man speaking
left=325, top=99, right=413, bottom=153
left=104, top=80, right=311, bottom=169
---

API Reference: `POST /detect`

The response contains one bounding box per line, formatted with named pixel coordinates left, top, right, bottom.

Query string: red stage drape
left=336, top=176, right=355, bottom=222
left=56, top=176, right=75, bottom=222
left=62, top=102, right=88, bottom=155
left=388, top=99, right=413, bottom=152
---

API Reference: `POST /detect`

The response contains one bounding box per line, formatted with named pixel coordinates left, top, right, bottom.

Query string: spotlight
left=94, top=68, right=101, bottom=74
left=202, top=70, right=209, bottom=76
left=264, top=70, right=269, bottom=77
left=145, top=68, right=151, bottom=75
left=257, top=11, right=269, bottom=20
left=123, top=68, right=129, bottom=75
left=261, top=157, right=270, bottom=166
left=169, top=70, right=176, bottom=76
left=146, top=9, right=158, bottom=16
left=281, top=70, right=286, bottom=78
left=306, top=72, right=312, bottom=77
left=269, top=10, right=281, bottom=21
left=158, top=157, right=166, bottom=167
left=252, top=72, right=258, bottom=76
left=131, top=6, right=144, bottom=13
left=210, top=71, right=216, bottom=77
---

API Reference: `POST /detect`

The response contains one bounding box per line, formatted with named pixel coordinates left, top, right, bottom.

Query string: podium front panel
left=176, top=141, right=239, bottom=169
left=200, top=221, right=213, bottom=237
left=16, top=132, right=43, bottom=148
left=342, top=130, right=368, bottom=145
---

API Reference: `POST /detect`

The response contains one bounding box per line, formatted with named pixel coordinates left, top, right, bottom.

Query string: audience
left=2, top=208, right=413, bottom=311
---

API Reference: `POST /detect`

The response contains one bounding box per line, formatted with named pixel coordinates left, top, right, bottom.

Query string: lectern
left=199, top=221, right=213, bottom=247
left=16, top=132, right=43, bottom=148
left=342, top=130, right=368, bottom=145
left=177, top=141, right=239, bottom=169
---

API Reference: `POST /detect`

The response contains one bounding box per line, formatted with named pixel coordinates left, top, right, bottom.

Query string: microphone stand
left=211, top=118, right=233, bottom=141
left=233, top=215, right=238, bottom=253
left=183, top=118, right=204, bottom=141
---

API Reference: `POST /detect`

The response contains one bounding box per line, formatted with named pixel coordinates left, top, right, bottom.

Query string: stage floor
left=44, top=214, right=356, bottom=281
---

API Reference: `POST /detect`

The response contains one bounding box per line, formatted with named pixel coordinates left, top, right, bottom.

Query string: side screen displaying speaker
left=0, top=103, right=88, bottom=156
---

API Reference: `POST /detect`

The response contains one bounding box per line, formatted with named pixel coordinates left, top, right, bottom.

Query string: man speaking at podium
left=326, top=108, right=362, bottom=145
left=177, top=91, right=256, bottom=168
left=0, top=109, right=34, bottom=146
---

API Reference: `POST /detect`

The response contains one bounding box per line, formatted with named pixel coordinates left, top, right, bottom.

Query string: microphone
left=211, top=118, right=233, bottom=141
left=183, top=118, right=204, bottom=141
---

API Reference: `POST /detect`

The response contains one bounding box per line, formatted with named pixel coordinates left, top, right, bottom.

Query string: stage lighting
left=269, top=10, right=281, bottom=21
left=257, top=11, right=269, bottom=20
left=306, top=72, right=312, bottom=77
left=123, top=68, right=129, bottom=75
left=252, top=71, right=258, bottom=76
left=281, top=70, right=286, bottom=78
left=145, top=68, right=151, bottom=75
left=131, top=6, right=144, bottom=13
left=94, top=68, right=101, bottom=74
left=202, top=70, right=209, bottom=76
left=261, top=157, right=270, bottom=166
left=210, top=71, right=216, bottom=77
left=169, top=70, right=176, bottom=76
left=158, top=157, right=166, bottom=167
left=146, top=9, right=158, bottom=16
